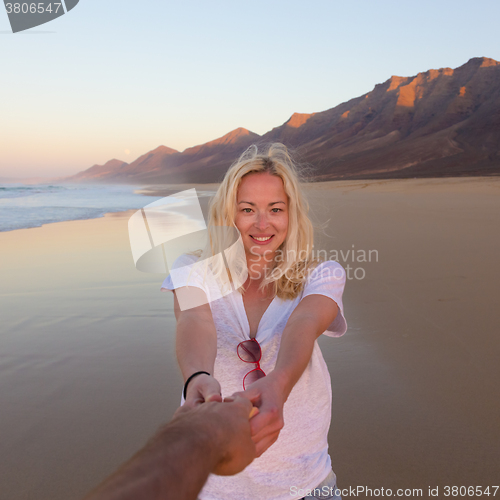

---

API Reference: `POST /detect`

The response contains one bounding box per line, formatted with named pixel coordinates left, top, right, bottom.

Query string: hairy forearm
left=176, top=314, right=217, bottom=380
left=83, top=420, right=217, bottom=500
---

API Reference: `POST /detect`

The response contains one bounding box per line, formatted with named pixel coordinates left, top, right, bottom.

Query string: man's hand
left=83, top=395, right=256, bottom=500
left=172, top=395, right=256, bottom=475
left=184, top=373, right=222, bottom=407
left=231, top=372, right=286, bottom=457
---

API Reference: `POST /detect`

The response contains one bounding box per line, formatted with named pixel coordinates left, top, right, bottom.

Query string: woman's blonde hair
left=203, top=142, right=319, bottom=300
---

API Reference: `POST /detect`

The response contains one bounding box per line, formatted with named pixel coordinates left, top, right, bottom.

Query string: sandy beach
left=1, top=177, right=499, bottom=499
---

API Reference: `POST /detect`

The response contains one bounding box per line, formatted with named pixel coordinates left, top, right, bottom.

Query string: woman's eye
left=240, top=207, right=283, bottom=213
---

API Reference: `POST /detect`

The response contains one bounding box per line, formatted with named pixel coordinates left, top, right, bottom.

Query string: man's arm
left=83, top=397, right=256, bottom=500
left=234, top=294, right=339, bottom=456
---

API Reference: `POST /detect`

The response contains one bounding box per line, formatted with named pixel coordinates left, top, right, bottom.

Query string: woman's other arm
left=236, top=294, right=339, bottom=456
left=174, top=287, right=222, bottom=406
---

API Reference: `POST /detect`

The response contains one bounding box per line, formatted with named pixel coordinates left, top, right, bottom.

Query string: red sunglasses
left=237, top=338, right=266, bottom=390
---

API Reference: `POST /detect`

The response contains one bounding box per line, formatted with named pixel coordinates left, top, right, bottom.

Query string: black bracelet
left=183, top=371, right=210, bottom=399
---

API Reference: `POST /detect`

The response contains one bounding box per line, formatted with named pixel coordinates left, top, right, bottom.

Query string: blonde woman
left=161, top=143, right=347, bottom=500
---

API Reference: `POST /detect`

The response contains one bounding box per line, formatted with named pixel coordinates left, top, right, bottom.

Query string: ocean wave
left=0, top=184, right=68, bottom=199
left=0, top=184, right=152, bottom=232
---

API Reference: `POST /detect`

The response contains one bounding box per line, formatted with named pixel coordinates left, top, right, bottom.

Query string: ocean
left=0, top=183, right=152, bottom=232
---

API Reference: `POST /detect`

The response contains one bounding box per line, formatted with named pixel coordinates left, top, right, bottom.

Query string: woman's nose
left=254, top=212, right=269, bottom=230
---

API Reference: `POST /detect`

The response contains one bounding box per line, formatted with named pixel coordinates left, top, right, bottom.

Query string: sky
left=1, top=0, right=499, bottom=178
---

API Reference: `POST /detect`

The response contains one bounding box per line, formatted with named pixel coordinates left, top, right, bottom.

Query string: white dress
left=161, top=254, right=347, bottom=500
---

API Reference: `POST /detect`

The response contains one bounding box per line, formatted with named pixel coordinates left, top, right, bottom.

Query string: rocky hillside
left=262, top=56, right=500, bottom=179
left=64, top=57, right=500, bottom=183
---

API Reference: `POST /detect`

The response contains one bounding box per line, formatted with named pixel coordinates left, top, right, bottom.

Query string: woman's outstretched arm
left=174, top=287, right=222, bottom=406
left=234, top=294, right=339, bottom=456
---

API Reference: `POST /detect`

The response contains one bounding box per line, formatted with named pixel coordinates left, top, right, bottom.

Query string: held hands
left=185, top=372, right=287, bottom=459
left=172, top=395, right=256, bottom=475
left=184, top=373, right=222, bottom=408
left=210, top=396, right=257, bottom=475
left=230, top=372, right=286, bottom=457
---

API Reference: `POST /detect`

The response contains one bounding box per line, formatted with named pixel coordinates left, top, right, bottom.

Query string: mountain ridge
left=63, top=56, right=500, bottom=184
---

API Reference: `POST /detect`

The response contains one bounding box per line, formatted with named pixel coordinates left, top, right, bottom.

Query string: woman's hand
left=184, top=373, right=222, bottom=408
left=231, top=372, right=286, bottom=457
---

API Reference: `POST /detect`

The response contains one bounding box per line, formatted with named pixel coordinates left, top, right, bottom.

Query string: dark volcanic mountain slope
left=65, top=57, right=500, bottom=183
left=66, top=128, right=260, bottom=184
left=67, top=158, right=130, bottom=181
left=130, top=127, right=261, bottom=184
left=263, top=57, right=500, bottom=179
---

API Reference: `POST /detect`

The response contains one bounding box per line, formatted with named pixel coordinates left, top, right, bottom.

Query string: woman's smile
left=250, top=235, right=274, bottom=244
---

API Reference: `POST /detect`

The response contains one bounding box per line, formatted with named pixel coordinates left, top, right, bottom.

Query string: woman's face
left=235, top=172, right=289, bottom=262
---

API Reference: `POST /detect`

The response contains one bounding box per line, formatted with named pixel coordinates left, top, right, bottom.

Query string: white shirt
left=161, top=254, right=347, bottom=500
